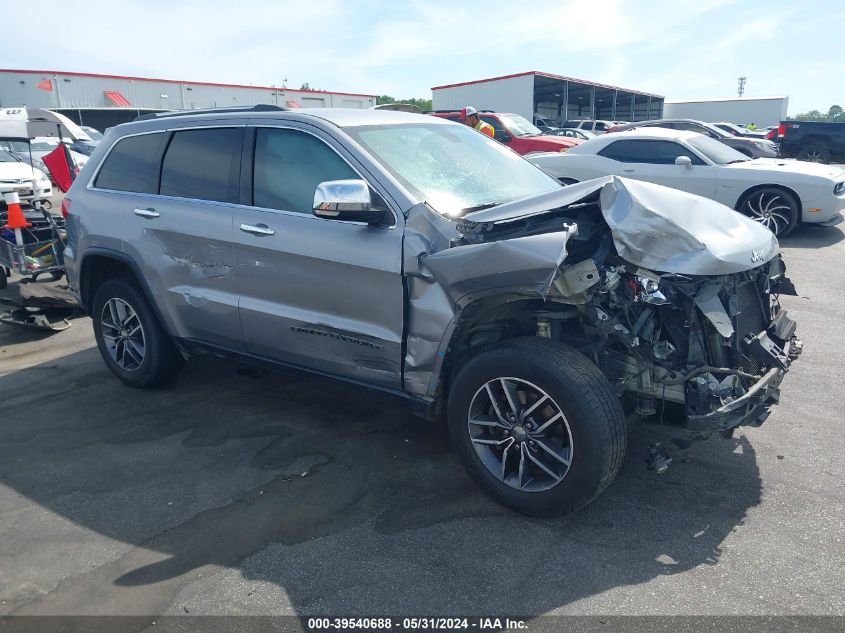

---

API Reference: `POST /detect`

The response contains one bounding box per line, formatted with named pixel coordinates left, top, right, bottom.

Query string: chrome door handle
left=240, top=223, right=275, bottom=236
left=133, top=208, right=160, bottom=219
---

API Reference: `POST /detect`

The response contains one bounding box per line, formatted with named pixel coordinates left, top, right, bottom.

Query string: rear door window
left=252, top=127, right=358, bottom=214
left=159, top=128, right=243, bottom=203
left=94, top=133, right=164, bottom=193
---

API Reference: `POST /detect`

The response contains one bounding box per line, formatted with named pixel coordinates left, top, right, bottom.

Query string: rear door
left=613, top=139, right=716, bottom=197
left=232, top=124, right=404, bottom=388
left=114, top=126, right=244, bottom=349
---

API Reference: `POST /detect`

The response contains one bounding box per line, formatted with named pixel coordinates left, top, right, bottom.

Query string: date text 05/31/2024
left=306, top=617, right=528, bottom=631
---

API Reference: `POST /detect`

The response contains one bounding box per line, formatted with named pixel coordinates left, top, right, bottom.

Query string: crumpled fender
left=422, top=229, right=575, bottom=307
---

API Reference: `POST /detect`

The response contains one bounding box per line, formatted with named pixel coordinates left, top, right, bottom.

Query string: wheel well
left=735, top=184, right=801, bottom=215
left=437, top=297, right=564, bottom=398
left=79, top=255, right=137, bottom=313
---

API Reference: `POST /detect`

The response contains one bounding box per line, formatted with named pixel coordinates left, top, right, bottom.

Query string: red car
left=431, top=111, right=581, bottom=155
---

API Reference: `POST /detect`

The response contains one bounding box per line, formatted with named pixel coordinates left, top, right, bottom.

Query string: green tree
left=377, top=95, right=433, bottom=111
left=300, top=82, right=311, bottom=91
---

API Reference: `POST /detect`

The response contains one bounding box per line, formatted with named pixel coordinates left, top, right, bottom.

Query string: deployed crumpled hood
left=462, top=176, right=779, bottom=275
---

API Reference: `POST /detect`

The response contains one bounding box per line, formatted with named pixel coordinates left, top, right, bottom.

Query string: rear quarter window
left=93, top=133, right=164, bottom=193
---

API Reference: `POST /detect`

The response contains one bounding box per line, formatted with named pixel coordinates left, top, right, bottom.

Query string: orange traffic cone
left=3, top=192, right=31, bottom=230
left=3, top=192, right=31, bottom=246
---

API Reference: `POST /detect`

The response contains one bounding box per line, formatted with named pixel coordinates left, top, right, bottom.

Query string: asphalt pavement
left=0, top=213, right=843, bottom=619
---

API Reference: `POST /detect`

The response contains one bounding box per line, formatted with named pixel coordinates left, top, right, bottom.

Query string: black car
left=608, top=119, right=779, bottom=158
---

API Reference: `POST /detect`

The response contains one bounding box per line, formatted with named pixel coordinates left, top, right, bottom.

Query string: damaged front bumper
left=686, top=334, right=801, bottom=434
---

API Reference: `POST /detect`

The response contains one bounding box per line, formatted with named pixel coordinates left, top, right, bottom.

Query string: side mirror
left=313, top=179, right=387, bottom=225
left=674, top=155, right=693, bottom=167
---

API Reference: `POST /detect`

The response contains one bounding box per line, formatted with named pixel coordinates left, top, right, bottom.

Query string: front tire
left=447, top=338, right=626, bottom=516
left=92, top=278, right=184, bottom=388
left=737, top=187, right=799, bottom=237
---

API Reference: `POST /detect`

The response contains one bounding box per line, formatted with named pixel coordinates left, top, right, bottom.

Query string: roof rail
left=134, top=104, right=287, bottom=121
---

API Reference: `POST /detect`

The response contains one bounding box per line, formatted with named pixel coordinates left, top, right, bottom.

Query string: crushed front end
left=569, top=255, right=801, bottom=438
left=436, top=176, right=802, bottom=439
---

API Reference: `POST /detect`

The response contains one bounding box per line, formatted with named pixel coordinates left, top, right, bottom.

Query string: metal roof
left=665, top=96, right=787, bottom=104
left=431, top=71, right=663, bottom=98
left=0, top=68, right=378, bottom=99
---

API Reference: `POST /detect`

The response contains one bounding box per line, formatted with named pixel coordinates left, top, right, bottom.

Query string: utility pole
left=737, top=76, right=746, bottom=97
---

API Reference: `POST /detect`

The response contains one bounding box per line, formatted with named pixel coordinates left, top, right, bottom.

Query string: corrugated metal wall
left=663, top=98, right=789, bottom=127
left=0, top=70, right=376, bottom=111
left=432, top=75, right=536, bottom=120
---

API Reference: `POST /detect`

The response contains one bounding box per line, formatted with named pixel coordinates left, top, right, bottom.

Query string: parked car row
left=605, top=119, right=780, bottom=158
left=530, top=127, right=845, bottom=237
left=430, top=110, right=580, bottom=155
left=0, top=148, right=53, bottom=206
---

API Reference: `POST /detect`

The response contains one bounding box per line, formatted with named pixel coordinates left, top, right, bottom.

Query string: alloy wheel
left=741, top=190, right=794, bottom=236
left=802, top=149, right=823, bottom=163
left=100, top=298, right=146, bottom=371
left=467, top=377, right=574, bottom=492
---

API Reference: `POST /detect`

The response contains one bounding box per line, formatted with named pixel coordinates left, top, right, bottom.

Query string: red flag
left=36, top=79, right=53, bottom=92
left=43, top=144, right=75, bottom=193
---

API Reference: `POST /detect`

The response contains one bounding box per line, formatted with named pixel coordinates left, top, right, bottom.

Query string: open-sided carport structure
left=432, top=71, right=663, bottom=126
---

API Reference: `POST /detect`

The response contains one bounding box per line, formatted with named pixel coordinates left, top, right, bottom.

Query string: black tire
left=736, top=187, right=799, bottom=237
left=0, top=267, right=7, bottom=290
left=797, top=145, right=831, bottom=164
left=447, top=337, right=626, bottom=516
left=92, top=277, right=184, bottom=388
left=558, top=178, right=579, bottom=186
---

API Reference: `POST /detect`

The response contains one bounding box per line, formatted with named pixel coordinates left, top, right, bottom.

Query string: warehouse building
left=0, top=68, right=377, bottom=130
left=663, top=96, right=789, bottom=128
left=432, top=71, right=663, bottom=125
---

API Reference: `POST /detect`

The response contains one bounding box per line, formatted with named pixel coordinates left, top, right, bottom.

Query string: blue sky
left=2, top=0, right=842, bottom=114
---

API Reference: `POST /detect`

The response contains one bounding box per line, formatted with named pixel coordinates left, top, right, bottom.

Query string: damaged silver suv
left=64, top=105, right=801, bottom=516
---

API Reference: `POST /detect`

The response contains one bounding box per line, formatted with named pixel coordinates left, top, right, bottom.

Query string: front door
left=233, top=125, right=404, bottom=388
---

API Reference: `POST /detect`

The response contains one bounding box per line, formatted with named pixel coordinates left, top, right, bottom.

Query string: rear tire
left=92, top=278, right=184, bottom=388
left=737, top=187, right=799, bottom=237
left=447, top=338, right=626, bottom=516
left=797, top=145, right=831, bottom=164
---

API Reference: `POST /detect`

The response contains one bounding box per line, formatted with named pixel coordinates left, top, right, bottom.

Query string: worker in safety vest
left=459, top=106, right=495, bottom=138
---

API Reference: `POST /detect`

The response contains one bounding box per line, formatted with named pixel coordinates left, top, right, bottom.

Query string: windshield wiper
left=725, top=159, right=749, bottom=165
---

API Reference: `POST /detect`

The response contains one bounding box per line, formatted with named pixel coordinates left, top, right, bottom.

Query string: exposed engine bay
left=412, top=176, right=801, bottom=438
left=544, top=253, right=800, bottom=436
